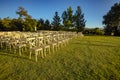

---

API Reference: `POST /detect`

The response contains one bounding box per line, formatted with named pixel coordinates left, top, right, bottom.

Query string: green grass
left=0, top=36, right=120, bottom=80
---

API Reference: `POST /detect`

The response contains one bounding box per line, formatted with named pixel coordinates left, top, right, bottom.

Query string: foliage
left=44, top=19, right=51, bottom=30
left=103, top=2, right=120, bottom=36
left=24, top=18, right=37, bottom=31
left=62, top=6, right=86, bottom=32
left=0, top=6, right=37, bottom=31
left=37, top=18, right=44, bottom=30
left=0, top=36, right=120, bottom=80
left=74, top=6, right=86, bottom=32
left=0, top=19, right=2, bottom=31
left=16, top=6, right=31, bottom=19
left=94, top=28, right=104, bottom=35
left=11, top=18, right=24, bottom=31
left=10, top=18, right=20, bottom=31
left=0, top=6, right=86, bottom=32
left=52, top=12, right=61, bottom=30
left=62, top=6, right=74, bottom=29
left=0, top=17, right=11, bottom=31
left=16, top=6, right=36, bottom=31
left=83, top=28, right=104, bottom=35
left=62, top=11, right=68, bottom=27
left=67, top=6, right=73, bottom=28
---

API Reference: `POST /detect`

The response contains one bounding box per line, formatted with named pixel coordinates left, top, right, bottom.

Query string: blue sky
left=0, top=0, right=120, bottom=28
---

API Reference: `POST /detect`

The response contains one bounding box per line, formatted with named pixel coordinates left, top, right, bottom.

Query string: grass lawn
left=0, top=36, right=120, bottom=80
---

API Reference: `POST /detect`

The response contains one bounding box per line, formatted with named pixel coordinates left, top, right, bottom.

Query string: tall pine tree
left=52, top=11, right=61, bottom=30
left=74, top=6, right=86, bottom=33
left=62, top=6, right=73, bottom=29
left=37, top=18, right=44, bottom=30
left=44, top=19, right=51, bottom=30
left=62, top=11, right=68, bottom=28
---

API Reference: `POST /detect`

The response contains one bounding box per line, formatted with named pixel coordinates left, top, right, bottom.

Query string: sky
left=0, top=0, right=120, bottom=28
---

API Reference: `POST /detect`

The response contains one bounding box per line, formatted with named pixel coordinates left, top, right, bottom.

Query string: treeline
left=83, top=28, right=104, bottom=35
left=1, top=2, right=120, bottom=36
left=0, top=6, right=85, bottom=32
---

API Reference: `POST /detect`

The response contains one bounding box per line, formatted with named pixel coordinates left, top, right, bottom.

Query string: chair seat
left=52, top=43, right=57, bottom=46
left=31, top=47, right=43, bottom=51
left=17, top=44, right=26, bottom=48
left=44, top=45, right=50, bottom=48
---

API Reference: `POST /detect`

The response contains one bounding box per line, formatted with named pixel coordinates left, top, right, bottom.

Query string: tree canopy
left=103, top=2, right=120, bottom=36
left=16, top=6, right=31, bottom=19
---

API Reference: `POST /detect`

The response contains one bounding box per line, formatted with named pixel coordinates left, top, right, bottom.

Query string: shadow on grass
left=73, top=42, right=119, bottom=48
left=76, top=40, right=119, bottom=45
left=0, top=51, right=34, bottom=62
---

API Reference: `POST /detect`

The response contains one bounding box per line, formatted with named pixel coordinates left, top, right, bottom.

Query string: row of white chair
left=0, top=31, right=77, bottom=62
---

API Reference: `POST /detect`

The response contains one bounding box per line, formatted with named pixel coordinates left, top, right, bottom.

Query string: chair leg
left=52, top=45, right=54, bottom=53
left=41, top=49, right=44, bottom=58
left=35, top=51, right=38, bottom=62
left=19, top=48, right=21, bottom=56
left=0, top=42, right=2, bottom=49
left=44, top=48, right=46, bottom=57
left=29, top=51, right=32, bottom=59
left=49, top=47, right=50, bottom=54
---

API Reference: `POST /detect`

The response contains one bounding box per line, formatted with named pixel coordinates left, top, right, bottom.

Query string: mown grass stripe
left=0, top=36, right=120, bottom=80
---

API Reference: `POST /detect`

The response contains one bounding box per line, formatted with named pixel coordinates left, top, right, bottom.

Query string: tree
left=0, top=17, right=11, bottom=31
left=62, top=6, right=73, bottom=29
left=94, top=28, right=104, bottom=35
left=52, top=11, right=61, bottom=30
left=62, top=11, right=68, bottom=27
left=10, top=18, right=19, bottom=31
left=103, top=3, right=120, bottom=36
left=67, top=6, right=73, bottom=27
left=74, top=6, right=86, bottom=33
left=24, top=18, right=37, bottom=31
left=0, top=17, right=24, bottom=31
left=0, top=18, right=3, bottom=31
left=37, top=18, right=44, bottom=30
left=16, top=6, right=31, bottom=19
left=16, top=6, right=37, bottom=31
left=44, top=19, right=51, bottom=30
